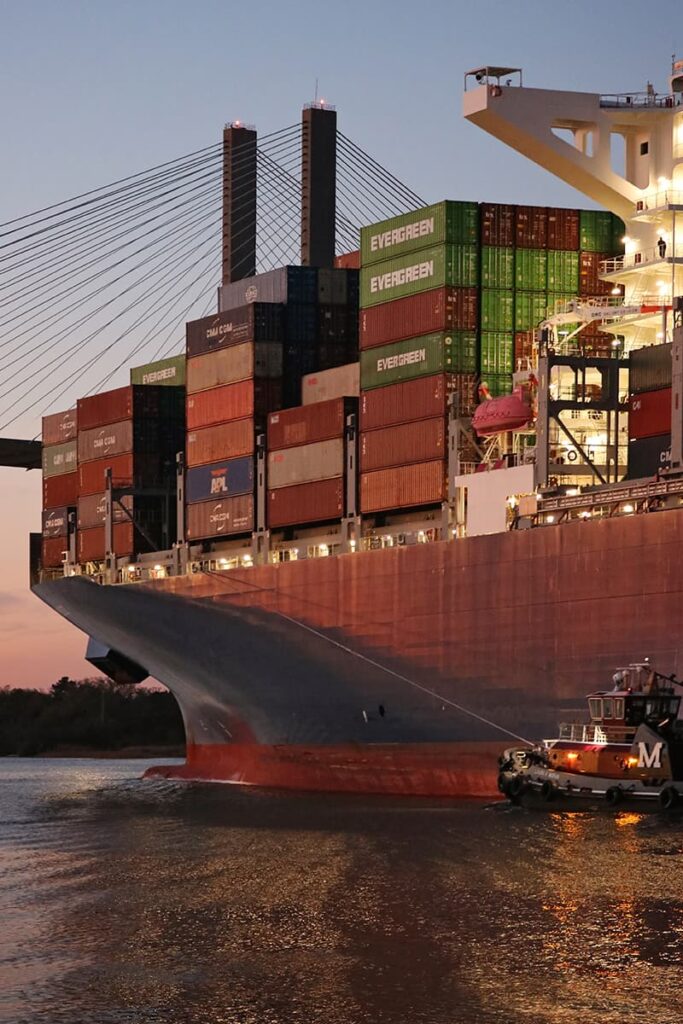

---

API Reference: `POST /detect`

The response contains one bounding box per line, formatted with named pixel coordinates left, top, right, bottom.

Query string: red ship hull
left=145, top=741, right=505, bottom=798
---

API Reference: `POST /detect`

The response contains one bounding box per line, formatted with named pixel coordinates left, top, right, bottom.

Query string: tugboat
left=498, top=664, right=683, bottom=809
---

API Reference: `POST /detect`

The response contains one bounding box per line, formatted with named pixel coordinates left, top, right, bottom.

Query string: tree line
left=0, top=677, right=185, bottom=756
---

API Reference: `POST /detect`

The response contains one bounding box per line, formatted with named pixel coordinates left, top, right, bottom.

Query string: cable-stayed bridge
left=0, top=106, right=425, bottom=467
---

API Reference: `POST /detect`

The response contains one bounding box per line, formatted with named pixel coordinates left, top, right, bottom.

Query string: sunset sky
left=1, top=0, right=680, bottom=687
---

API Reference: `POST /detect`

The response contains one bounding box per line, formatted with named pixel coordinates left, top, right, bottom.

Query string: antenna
left=314, top=77, right=319, bottom=105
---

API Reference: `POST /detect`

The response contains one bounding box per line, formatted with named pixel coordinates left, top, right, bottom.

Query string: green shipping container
left=481, top=246, right=514, bottom=288
left=514, top=249, right=547, bottom=291
left=360, top=332, right=475, bottom=389
left=130, top=353, right=186, bottom=387
left=546, top=250, right=579, bottom=293
left=482, top=373, right=513, bottom=398
left=579, top=210, right=625, bottom=253
left=514, top=292, right=549, bottom=332
left=481, top=290, right=514, bottom=332
left=360, top=245, right=478, bottom=307
left=480, top=333, right=513, bottom=375
left=360, top=201, right=478, bottom=266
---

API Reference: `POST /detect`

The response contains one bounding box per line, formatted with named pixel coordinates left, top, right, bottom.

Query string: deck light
left=622, top=504, right=635, bottom=514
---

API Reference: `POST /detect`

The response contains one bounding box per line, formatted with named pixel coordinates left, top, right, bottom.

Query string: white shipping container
left=301, top=363, right=359, bottom=406
left=267, top=438, right=344, bottom=490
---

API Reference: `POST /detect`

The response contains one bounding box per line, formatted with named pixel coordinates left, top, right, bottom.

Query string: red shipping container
left=78, top=522, right=134, bottom=562
left=77, top=386, right=133, bottom=431
left=360, top=460, right=445, bottom=513
left=629, top=388, right=671, bottom=440
left=267, top=477, right=344, bottom=528
left=186, top=379, right=281, bottom=430
left=267, top=398, right=354, bottom=450
left=76, top=385, right=171, bottom=431
left=360, top=287, right=477, bottom=349
left=186, top=494, right=254, bottom=540
left=360, top=373, right=477, bottom=430
left=360, top=417, right=445, bottom=472
left=480, top=203, right=516, bottom=246
left=186, top=418, right=255, bottom=467
left=42, top=408, right=77, bottom=445
left=43, top=472, right=78, bottom=509
left=78, top=453, right=170, bottom=496
left=42, top=537, right=68, bottom=568
left=547, top=208, right=579, bottom=251
left=515, top=206, right=548, bottom=249
left=78, top=454, right=133, bottom=496
left=334, top=250, right=360, bottom=270
left=579, top=252, right=622, bottom=296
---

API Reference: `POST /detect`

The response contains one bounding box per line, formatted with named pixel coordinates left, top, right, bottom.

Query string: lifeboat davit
left=472, top=386, right=532, bottom=436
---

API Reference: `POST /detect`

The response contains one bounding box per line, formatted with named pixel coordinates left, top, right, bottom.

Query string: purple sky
left=1, top=0, right=680, bottom=687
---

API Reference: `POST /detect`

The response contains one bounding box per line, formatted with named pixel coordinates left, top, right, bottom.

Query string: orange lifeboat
left=472, top=385, right=532, bottom=436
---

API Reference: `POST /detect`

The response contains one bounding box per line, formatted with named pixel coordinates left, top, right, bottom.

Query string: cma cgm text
left=369, top=218, right=434, bottom=253
left=369, top=260, right=434, bottom=294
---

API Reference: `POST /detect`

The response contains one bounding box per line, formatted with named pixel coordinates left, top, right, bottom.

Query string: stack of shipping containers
left=41, top=409, right=78, bottom=568
left=358, top=201, right=479, bottom=514
left=76, top=384, right=184, bottom=562
left=514, top=207, right=623, bottom=366
left=217, top=266, right=359, bottom=408
left=184, top=306, right=283, bottom=542
left=627, top=343, right=672, bottom=478
left=266, top=398, right=355, bottom=529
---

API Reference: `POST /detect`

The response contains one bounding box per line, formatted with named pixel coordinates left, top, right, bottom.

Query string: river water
left=1, top=758, right=683, bottom=1024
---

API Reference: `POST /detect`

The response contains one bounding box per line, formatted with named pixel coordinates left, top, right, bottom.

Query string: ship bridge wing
left=463, top=73, right=642, bottom=219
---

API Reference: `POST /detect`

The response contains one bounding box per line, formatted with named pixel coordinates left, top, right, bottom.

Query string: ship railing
left=600, top=245, right=683, bottom=276
left=558, top=722, right=633, bottom=743
left=635, top=189, right=683, bottom=213
left=600, top=92, right=680, bottom=108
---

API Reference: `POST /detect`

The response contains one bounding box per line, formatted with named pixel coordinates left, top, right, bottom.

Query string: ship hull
left=33, top=507, right=683, bottom=797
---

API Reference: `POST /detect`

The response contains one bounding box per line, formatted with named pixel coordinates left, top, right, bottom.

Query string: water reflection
left=2, top=761, right=683, bottom=1023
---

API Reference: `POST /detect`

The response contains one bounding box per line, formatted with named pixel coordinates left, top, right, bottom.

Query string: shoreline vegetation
left=0, top=677, right=185, bottom=757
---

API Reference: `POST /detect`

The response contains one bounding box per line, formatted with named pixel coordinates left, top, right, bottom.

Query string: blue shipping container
left=186, top=456, right=254, bottom=505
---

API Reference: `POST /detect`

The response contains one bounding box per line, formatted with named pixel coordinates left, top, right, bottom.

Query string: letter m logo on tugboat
left=637, top=741, right=664, bottom=769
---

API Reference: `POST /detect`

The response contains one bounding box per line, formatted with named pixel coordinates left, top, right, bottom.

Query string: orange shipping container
left=360, top=417, right=445, bottom=472
left=78, top=453, right=172, bottom=496
left=186, top=378, right=281, bottom=431
left=360, top=460, right=445, bottom=513
left=267, top=477, right=344, bottom=528
left=334, top=250, right=360, bottom=270
left=78, top=523, right=134, bottom=562
left=186, top=418, right=255, bottom=467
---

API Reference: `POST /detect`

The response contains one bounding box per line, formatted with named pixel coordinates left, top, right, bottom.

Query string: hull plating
left=33, top=508, right=683, bottom=795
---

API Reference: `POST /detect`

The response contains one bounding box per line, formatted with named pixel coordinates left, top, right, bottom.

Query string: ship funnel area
left=85, top=636, right=149, bottom=686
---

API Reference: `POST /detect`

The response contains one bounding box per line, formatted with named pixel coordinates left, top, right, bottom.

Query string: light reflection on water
left=1, top=759, right=683, bottom=1023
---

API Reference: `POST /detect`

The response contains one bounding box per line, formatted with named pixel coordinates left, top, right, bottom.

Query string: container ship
left=27, top=67, right=683, bottom=797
